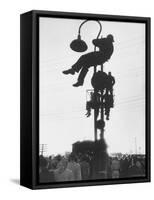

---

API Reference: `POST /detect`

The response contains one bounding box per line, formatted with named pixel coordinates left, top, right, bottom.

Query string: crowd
left=39, top=153, right=90, bottom=182
left=108, top=154, right=145, bottom=179
left=39, top=152, right=145, bottom=183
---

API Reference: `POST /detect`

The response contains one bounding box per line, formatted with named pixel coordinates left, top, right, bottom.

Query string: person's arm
left=112, top=77, right=115, bottom=85
left=92, top=39, right=100, bottom=47
left=92, top=38, right=106, bottom=47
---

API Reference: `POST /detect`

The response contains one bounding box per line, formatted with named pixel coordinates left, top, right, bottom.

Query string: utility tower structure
left=69, top=20, right=115, bottom=142
left=40, top=144, right=47, bottom=156
left=63, top=19, right=115, bottom=178
left=93, top=63, right=105, bottom=142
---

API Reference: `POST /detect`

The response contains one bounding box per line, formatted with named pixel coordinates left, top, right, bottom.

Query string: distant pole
left=40, top=144, right=47, bottom=156
left=139, top=146, right=141, bottom=154
left=41, top=144, right=44, bottom=155
left=135, top=137, right=137, bottom=154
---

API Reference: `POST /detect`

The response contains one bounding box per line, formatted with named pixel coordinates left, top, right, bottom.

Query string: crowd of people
left=108, top=154, right=145, bottom=179
left=39, top=152, right=145, bottom=183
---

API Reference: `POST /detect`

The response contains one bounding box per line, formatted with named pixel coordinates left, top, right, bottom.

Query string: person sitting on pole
left=104, top=93, right=114, bottom=120
left=62, top=34, right=114, bottom=87
left=106, top=72, right=115, bottom=95
left=85, top=91, right=101, bottom=118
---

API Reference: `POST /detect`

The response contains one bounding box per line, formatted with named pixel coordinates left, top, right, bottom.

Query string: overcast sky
left=39, top=17, right=145, bottom=156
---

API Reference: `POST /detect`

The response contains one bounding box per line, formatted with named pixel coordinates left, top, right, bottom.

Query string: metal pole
left=94, top=67, right=97, bottom=141
left=77, top=19, right=103, bottom=142
left=100, top=64, right=104, bottom=140
left=135, top=137, right=137, bottom=154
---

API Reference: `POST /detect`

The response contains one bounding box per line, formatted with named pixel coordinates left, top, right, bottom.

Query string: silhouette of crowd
left=107, top=154, right=145, bottom=179
left=39, top=152, right=145, bottom=183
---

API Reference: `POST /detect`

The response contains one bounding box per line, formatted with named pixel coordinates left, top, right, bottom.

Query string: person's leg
left=63, top=55, right=86, bottom=75
left=72, top=55, right=86, bottom=72
left=107, top=85, right=113, bottom=95
left=95, top=106, right=99, bottom=119
left=86, top=102, right=91, bottom=117
left=106, top=108, right=110, bottom=120
left=73, top=67, right=89, bottom=87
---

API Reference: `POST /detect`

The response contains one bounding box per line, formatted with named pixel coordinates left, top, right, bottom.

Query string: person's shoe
left=62, top=69, right=75, bottom=75
left=73, top=82, right=83, bottom=87
left=86, top=112, right=91, bottom=117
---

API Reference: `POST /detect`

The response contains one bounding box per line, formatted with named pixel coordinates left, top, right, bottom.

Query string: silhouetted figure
left=106, top=72, right=115, bottom=95
left=86, top=92, right=93, bottom=117
left=96, top=119, right=105, bottom=130
left=111, top=157, right=120, bottom=178
left=54, top=158, right=74, bottom=182
left=39, top=156, right=55, bottom=183
left=67, top=154, right=82, bottom=181
left=85, top=91, right=101, bottom=118
left=91, top=71, right=109, bottom=91
left=63, top=35, right=114, bottom=87
left=104, top=93, right=114, bottom=120
left=127, top=160, right=145, bottom=177
left=79, top=155, right=90, bottom=180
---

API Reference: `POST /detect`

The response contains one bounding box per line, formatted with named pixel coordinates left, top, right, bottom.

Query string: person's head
left=80, top=155, right=89, bottom=162
left=136, top=161, right=142, bottom=168
left=113, top=157, right=118, bottom=162
left=49, top=155, right=52, bottom=161
left=55, top=154, right=62, bottom=162
left=108, top=72, right=111, bottom=76
left=107, top=34, right=114, bottom=42
left=51, top=157, right=59, bottom=169
left=39, top=156, right=48, bottom=169
left=68, top=153, right=77, bottom=162
left=92, top=35, right=113, bottom=51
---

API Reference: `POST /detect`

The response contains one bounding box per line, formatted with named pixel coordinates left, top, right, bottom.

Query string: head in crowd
left=49, top=155, right=52, bottom=160
left=39, top=156, right=49, bottom=170
left=55, top=154, right=62, bottom=162
left=68, top=153, right=77, bottom=162
left=80, top=155, right=89, bottom=162
left=57, top=158, right=68, bottom=173
left=135, top=161, right=142, bottom=168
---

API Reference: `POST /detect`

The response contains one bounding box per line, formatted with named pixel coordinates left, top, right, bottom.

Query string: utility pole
left=94, top=66, right=98, bottom=141
left=63, top=19, right=115, bottom=177
left=100, top=64, right=104, bottom=140
left=40, top=144, right=47, bottom=156
left=94, top=64, right=105, bottom=141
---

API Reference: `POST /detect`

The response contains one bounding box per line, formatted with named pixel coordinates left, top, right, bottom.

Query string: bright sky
left=39, top=17, right=145, bottom=156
